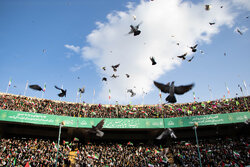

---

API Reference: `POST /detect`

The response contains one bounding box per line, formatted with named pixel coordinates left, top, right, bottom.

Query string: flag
left=25, top=81, right=29, bottom=91
left=154, top=149, right=160, bottom=154
left=185, top=142, right=191, bottom=146
left=8, top=78, right=12, bottom=87
left=146, top=148, right=150, bottom=153
left=233, top=151, right=240, bottom=158
left=243, top=80, right=247, bottom=90
left=93, top=153, right=99, bottom=159
left=226, top=86, right=230, bottom=95
left=25, top=161, right=30, bottom=167
left=117, top=144, right=123, bottom=151
left=109, top=89, right=111, bottom=100
left=43, top=83, right=46, bottom=92
left=127, top=141, right=133, bottom=145
left=193, top=92, right=196, bottom=101
left=159, top=90, right=162, bottom=99
left=73, top=137, right=79, bottom=141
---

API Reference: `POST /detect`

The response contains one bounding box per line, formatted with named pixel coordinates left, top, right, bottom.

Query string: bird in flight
left=111, top=74, right=119, bottom=78
left=156, top=128, right=177, bottom=140
left=177, top=53, right=187, bottom=60
left=89, top=119, right=105, bottom=137
left=154, top=81, right=194, bottom=103
left=190, top=44, right=198, bottom=52
left=127, top=89, right=136, bottom=97
left=29, top=84, right=43, bottom=91
left=111, top=64, right=120, bottom=72
left=55, top=86, right=67, bottom=97
left=128, top=23, right=142, bottom=36
left=150, top=57, right=157, bottom=65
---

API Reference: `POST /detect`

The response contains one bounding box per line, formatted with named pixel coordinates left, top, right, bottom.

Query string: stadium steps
left=68, top=150, right=77, bottom=166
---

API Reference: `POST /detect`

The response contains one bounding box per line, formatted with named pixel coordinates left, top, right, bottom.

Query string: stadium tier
left=0, top=92, right=249, bottom=166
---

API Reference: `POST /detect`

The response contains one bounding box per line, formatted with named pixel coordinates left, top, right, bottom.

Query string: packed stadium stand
left=0, top=92, right=249, bottom=166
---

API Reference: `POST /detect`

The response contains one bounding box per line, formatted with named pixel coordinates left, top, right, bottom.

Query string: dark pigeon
left=126, top=74, right=130, bottom=78
left=128, top=23, right=142, bottom=36
left=156, top=128, right=177, bottom=140
left=209, top=22, right=215, bottom=25
left=205, top=5, right=211, bottom=11
left=154, top=81, right=194, bottom=103
left=150, top=57, right=157, bottom=65
left=111, top=64, right=120, bottom=72
left=29, top=84, right=43, bottom=91
left=188, top=56, right=194, bottom=62
left=102, top=67, right=106, bottom=71
left=79, top=87, right=85, bottom=94
left=177, top=53, right=187, bottom=60
left=190, top=44, right=198, bottom=52
left=111, top=74, right=119, bottom=78
left=89, top=119, right=105, bottom=137
left=102, top=77, right=107, bottom=81
left=55, top=85, right=67, bottom=97
left=127, top=89, right=136, bottom=97
left=236, top=29, right=243, bottom=35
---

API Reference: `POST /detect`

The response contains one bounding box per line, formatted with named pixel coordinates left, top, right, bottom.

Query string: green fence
left=0, top=110, right=249, bottom=129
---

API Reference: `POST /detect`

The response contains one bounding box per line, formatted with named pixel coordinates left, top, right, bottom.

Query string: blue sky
left=0, top=0, right=249, bottom=105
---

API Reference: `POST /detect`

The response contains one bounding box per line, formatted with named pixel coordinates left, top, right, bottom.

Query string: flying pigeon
left=236, top=29, right=243, bottom=35
left=102, top=67, right=106, bottom=71
left=111, top=74, right=119, bottom=78
left=55, top=86, right=67, bottom=97
left=154, top=81, right=194, bottom=103
left=102, top=77, right=107, bottom=81
left=128, top=23, right=142, bottom=36
left=205, top=5, right=211, bottom=11
left=177, top=53, right=187, bottom=60
left=79, top=86, right=85, bottom=94
left=150, top=57, right=157, bottom=65
left=156, top=128, right=177, bottom=140
left=29, top=84, right=43, bottom=91
left=89, top=119, right=105, bottom=137
left=127, top=89, right=136, bottom=97
left=188, top=56, right=194, bottom=62
left=190, top=44, right=198, bottom=52
left=111, top=64, right=120, bottom=72
left=209, top=22, right=215, bottom=25
left=126, top=74, right=130, bottom=78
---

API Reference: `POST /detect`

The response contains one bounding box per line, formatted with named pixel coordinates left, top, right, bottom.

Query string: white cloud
left=231, top=0, right=250, bottom=10
left=75, top=0, right=248, bottom=103
left=64, top=44, right=81, bottom=53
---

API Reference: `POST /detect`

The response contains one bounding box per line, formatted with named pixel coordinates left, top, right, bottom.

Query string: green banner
left=0, top=110, right=249, bottom=129
left=164, top=112, right=250, bottom=128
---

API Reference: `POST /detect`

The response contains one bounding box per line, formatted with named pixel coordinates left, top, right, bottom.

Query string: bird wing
left=96, top=119, right=105, bottom=130
left=174, top=83, right=194, bottom=95
left=156, top=130, right=168, bottom=140
left=113, top=64, right=120, bottom=68
left=154, top=81, right=170, bottom=93
left=29, top=85, right=42, bottom=91
left=192, top=44, right=198, bottom=49
left=55, top=85, right=63, bottom=91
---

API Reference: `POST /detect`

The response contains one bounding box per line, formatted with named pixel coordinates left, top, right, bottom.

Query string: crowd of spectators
left=0, top=136, right=249, bottom=166
left=0, top=92, right=249, bottom=119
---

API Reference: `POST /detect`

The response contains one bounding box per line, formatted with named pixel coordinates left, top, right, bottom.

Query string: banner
left=0, top=110, right=249, bottom=129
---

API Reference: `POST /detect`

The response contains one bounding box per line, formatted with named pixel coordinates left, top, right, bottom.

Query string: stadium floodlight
left=55, top=121, right=65, bottom=167
left=193, top=122, right=202, bottom=167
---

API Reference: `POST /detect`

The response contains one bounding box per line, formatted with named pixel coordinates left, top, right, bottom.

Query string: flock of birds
left=29, top=3, right=248, bottom=105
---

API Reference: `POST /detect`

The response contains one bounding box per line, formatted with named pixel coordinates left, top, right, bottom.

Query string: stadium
left=0, top=92, right=249, bottom=166
left=1, top=0, right=250, bottom=166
